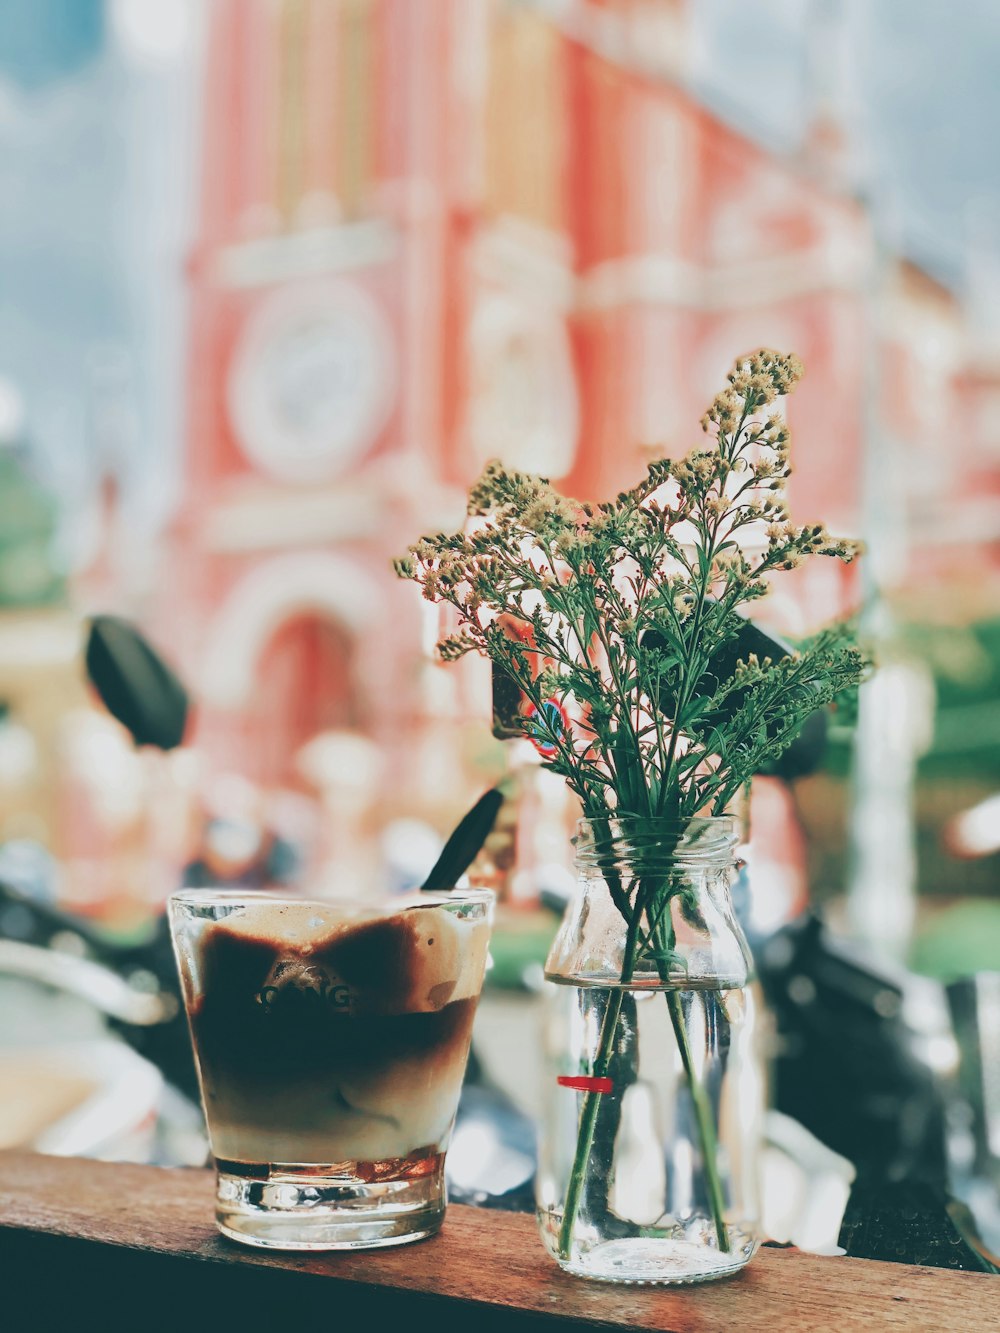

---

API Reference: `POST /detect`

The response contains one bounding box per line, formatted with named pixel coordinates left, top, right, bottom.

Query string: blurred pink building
left=161, top=0, right=1000, bottom=802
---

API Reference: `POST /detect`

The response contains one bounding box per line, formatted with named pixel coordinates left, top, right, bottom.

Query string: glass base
left=215, top=1162, right=446, bottom=1251
left=538, top=1210, right=758, bottom=1284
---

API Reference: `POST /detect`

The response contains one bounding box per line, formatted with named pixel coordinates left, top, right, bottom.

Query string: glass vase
left=535, top=816, right=762, bottom=1284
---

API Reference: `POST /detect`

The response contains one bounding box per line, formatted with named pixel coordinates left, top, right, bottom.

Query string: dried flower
left=395, top=348, right=866, bottom=826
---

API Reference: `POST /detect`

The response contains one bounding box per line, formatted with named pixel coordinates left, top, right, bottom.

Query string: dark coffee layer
left=192, top=913, right=478, bottom=1082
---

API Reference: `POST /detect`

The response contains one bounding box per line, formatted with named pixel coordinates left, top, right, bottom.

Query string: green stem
left=555, top=985, right=627, bottom=1259
left=650, top=905, right=731, bottom=1252
left=557, top=899, right=641, bottom=1259
left=665, top=988, right=730, bottom=1252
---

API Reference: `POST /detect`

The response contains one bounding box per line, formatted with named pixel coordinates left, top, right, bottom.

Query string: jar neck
left=573, top=816, right=738, bottom=879
left=549, top=815, right=749, bottom=988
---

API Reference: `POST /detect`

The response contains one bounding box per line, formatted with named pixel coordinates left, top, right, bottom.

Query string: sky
left=692, top=0, right=1000, bottom=288
left=0, top=0, right=198, bottom=579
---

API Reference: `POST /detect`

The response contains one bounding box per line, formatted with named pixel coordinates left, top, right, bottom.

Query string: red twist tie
left=557, top=1075, right=613, bottom=1094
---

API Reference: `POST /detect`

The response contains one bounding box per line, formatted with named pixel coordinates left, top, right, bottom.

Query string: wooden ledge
left=0, top=1151, right=995, bottom=1331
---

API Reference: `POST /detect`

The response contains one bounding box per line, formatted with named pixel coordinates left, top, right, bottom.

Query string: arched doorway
left=196, top=551, right=382, bottom=787
left=246, top=612, right=359, bottom=785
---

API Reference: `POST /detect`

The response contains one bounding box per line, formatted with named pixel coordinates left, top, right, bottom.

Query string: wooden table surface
left=0, top=1151, right=996, bottom=1332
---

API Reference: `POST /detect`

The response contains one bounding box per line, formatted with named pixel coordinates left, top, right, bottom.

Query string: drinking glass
left=169, top=887, right=493, bottom=1250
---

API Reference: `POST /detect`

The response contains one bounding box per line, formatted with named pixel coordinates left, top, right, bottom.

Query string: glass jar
left=535, top=816, right=762, bottom=1283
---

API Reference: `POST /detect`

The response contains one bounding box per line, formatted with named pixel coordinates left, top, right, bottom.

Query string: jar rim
left=168, top=887, right=494, bottom=913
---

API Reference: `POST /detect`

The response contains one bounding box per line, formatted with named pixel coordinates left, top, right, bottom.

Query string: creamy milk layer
left=186, top=899, right=490, bottom=1166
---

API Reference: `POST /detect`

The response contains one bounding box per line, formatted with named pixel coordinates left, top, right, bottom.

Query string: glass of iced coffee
left=168, top=887, right=493, bottom=1250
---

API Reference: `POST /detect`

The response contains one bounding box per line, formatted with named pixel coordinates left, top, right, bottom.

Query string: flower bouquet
left=397, top=351, right=866, bottom=1282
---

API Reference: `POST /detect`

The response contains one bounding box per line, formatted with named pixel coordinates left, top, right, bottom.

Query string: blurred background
left=1, top=0, right=1000, bottom=1265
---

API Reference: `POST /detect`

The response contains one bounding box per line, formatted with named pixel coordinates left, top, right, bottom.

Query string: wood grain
left=0, top=1151, right=996, bottom=1332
